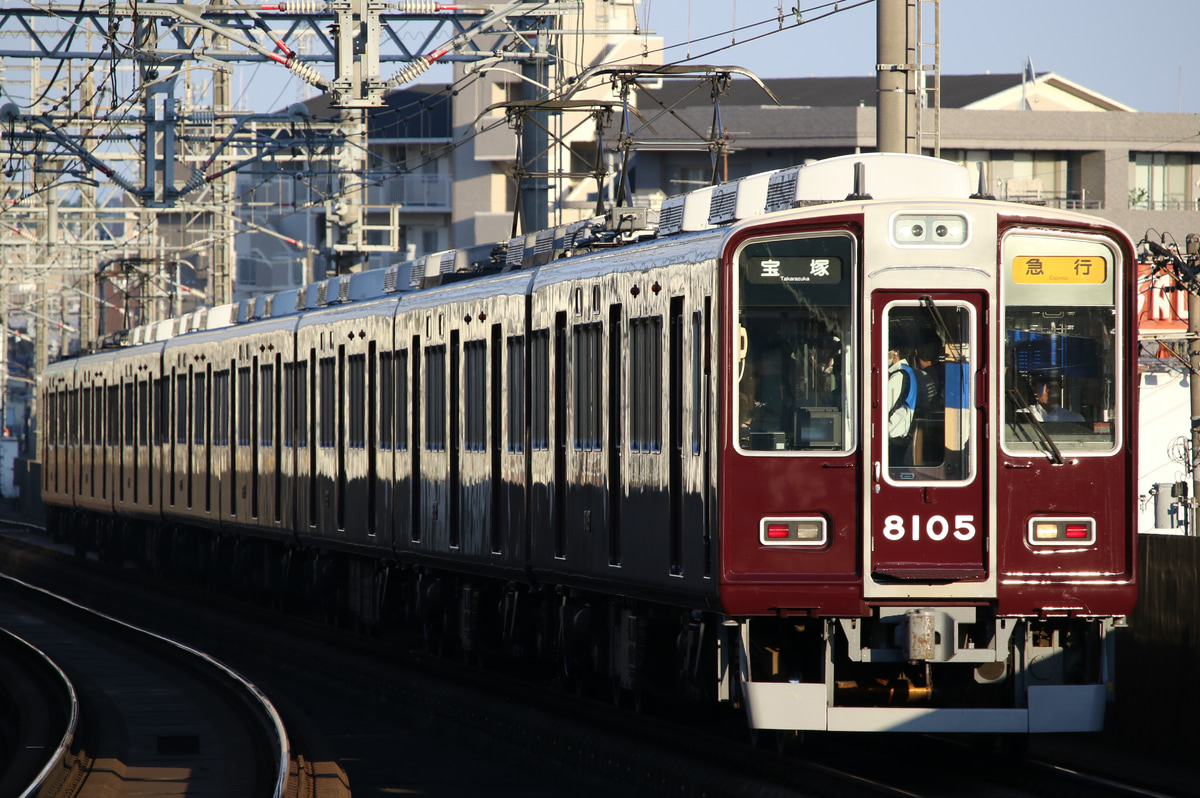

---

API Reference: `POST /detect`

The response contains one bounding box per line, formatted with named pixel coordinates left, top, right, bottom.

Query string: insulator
left=387, top=55, right=432, bottom=87
left=190, top=111, right=216, bottom=125
left=389, top=1, right=440, bottom=12
left=288, top=59, right=325, bottom=88
left=278, top=0, right=327, bottom=13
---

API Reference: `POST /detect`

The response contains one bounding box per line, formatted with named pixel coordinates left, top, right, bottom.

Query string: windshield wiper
left=920, top=295, right=958, bottom=350
left=1007, top=387, right=1064, bottom=465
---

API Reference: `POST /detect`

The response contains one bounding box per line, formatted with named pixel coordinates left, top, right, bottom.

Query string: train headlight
left=759, top=517, right=827, bottom=547
left=891, top=213, right=969, bottom=247
left=1028, top=517, right=1095, bottom=546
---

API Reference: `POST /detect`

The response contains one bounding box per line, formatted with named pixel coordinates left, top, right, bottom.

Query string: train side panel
left=162, top=331, right=235, bottom=532
left=528, top=239, right=722, bottom=607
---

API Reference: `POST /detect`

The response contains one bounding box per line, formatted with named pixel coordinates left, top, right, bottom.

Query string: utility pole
left=1145, top=234, right=1200, bottom=536
left=518, top=0, right=554, bottom=235
left=1187, top=233, right=1200, bottom=532
left=876, top=0, right=917, bottom=154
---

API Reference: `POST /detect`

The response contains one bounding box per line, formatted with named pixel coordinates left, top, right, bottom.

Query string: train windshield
left=1002, top=234, right=1120, bottom=455
left=883, top=300, right=974, bottom=482
left=735, top=233, right=854, bottom=453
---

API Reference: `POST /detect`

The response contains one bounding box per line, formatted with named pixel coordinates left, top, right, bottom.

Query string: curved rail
left=0, top=626, right=78, bottom=798
left=0, top=572, right=291, bottom=798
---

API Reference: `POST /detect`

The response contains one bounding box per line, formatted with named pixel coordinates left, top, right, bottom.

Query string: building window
left=1131, top=152, right=1196, bottom=210
left=236, top=256, right=259, bottom=285
left=668, top=165, right=710, bottom=194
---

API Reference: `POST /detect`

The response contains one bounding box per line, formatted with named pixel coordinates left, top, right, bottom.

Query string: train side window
left=136, top=381, right=147, bottom=447
left=735, top=233, right=854, bottom=454
left=82, top=387, right=92, bottom=448
left=123, top=382, right=134, bottom=449
left=573, top=323, right=602, bottom=451
left=157, top=377, right=169, bottom=445
left=379, top=352, right=393, bottom=449
left=629, top=315, right=663, bottom=453
left=319, top=356, right=336, bottom=448
left=260, top=364, right=274, bottom=447
left=69, top=389, right=79, bottom=446
left=191, top=372, right=204, bottom=446
left=46, top=391, right=57, bottom=447
left=347, top=354, right=365, bottom=449
left=62, top=389, right=72, bottom=446
left=237, top=367, right=252, bottom=447
left=464, top=340, right=487, bottom=452
left=424, top=345, right=446, bottom=451
left=213, top=370, right=230, bottom=445
left=507, top=336, right=525, bottom=453
left=283, top=363, right=295, bottom=447
left=395, top=350, right=407, bottom=450
left=176, top=375, right=188, bottom=446
left=296, top=360, right=308, bottom=448
left=531, top=330, right=549, bottom=450
left=106, top=385, right=119, bottom=448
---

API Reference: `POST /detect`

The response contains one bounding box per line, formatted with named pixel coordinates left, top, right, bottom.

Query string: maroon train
left=41, top=153, right=1138, bottom=734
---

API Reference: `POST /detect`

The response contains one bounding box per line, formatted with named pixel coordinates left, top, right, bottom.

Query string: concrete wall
left=1109, top=534, right=1200, bottom=755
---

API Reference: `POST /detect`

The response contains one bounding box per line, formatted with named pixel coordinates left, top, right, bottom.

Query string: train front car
left=720, top=155, right=1136, bottom=734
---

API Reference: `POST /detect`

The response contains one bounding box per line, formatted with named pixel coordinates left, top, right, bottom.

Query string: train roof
left=102, top=152, right=1120, bottom=352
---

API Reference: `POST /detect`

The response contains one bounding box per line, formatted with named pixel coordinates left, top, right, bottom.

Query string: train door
left=868, top=292, right=988, bottom=587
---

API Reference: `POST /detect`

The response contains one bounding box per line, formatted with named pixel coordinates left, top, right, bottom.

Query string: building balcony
left=366, top=173, right=451, bottom=211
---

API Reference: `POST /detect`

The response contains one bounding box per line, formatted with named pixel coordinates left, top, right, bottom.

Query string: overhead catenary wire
left=2, top=0, right=885, bottom=297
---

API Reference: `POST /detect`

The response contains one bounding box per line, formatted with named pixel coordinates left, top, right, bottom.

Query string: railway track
left=0, top=566, right=288, bottom=797
left=0, top=523, right=1192, bottom=798
left=0, top=624, right=76, bottom=797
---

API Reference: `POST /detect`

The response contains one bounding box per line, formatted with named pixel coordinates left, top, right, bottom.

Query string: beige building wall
left=451, top=0, right=661, bottom=249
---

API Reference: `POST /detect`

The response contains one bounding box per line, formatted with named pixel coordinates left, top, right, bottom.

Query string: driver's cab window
left=735, top=233, right=855, bottom=454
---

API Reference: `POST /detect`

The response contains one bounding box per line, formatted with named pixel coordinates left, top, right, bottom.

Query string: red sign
left=1137, top=260, right=1187, bottom=333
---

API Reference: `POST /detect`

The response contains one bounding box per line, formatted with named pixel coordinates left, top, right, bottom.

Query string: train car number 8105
left=881, top=515, right=977, bottom=541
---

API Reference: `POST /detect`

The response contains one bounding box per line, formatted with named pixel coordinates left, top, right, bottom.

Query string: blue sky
left=238, top=0, right=1200, bottom=115
left=638, top=0, right=1200, bottom=113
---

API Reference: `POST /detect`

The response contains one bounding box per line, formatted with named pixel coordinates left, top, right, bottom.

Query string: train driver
left=1027, top=375, right=1084, bottom=422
